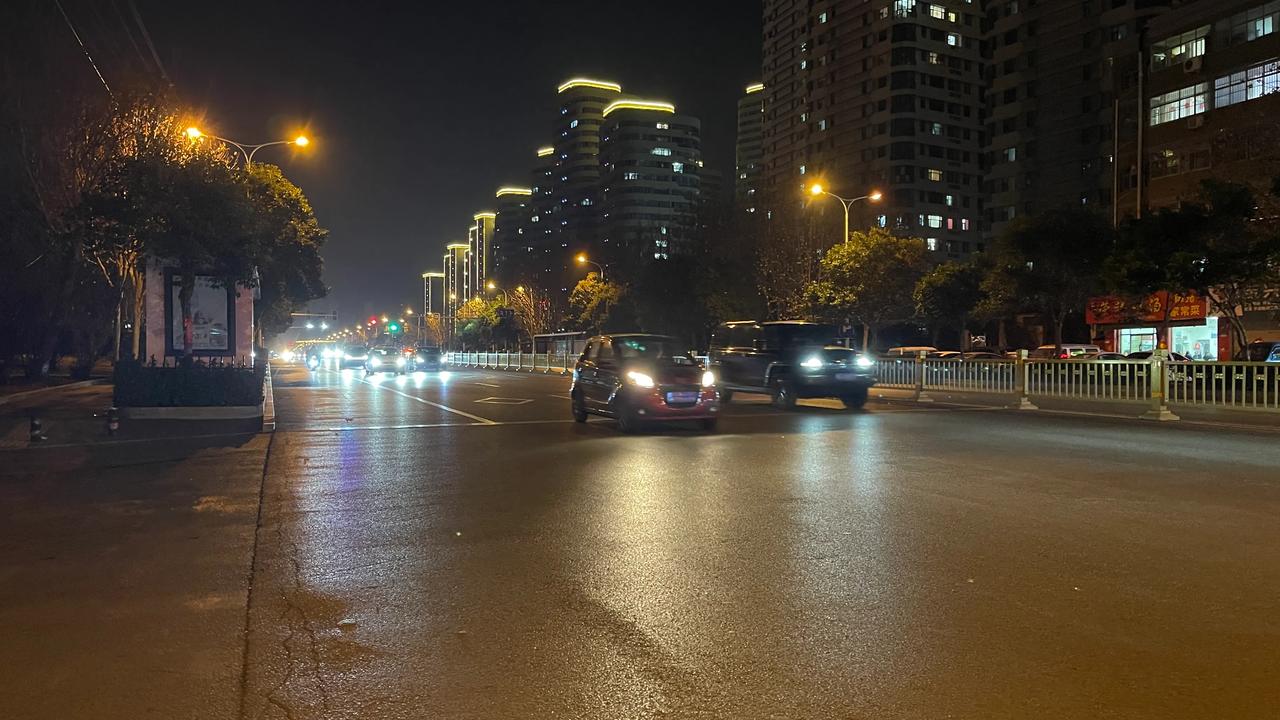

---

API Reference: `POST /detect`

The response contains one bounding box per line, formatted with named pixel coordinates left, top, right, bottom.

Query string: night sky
left=137, top=0, right=763, bottom=322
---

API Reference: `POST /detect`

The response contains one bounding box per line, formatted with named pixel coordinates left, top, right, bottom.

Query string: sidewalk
left=872, top=387, right=1280, bottom=431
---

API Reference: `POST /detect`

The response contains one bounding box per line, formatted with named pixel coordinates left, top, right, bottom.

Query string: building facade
left=735, top=82, right=766, bottom=212
left=599, top=100, right=703, bottom=260
left=760, top=0, right=987, bottom=256
left=468, top=211, right=496, bottom=293
left=491, top=186, right=532, bottom=285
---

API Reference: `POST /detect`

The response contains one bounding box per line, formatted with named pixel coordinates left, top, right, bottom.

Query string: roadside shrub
left=113, top=361, right=265, bottom=407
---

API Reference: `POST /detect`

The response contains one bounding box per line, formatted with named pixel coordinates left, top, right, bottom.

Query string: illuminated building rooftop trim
left=602, top=99, right=676, bottom=117
left=557, top=78, right=622, bottom=94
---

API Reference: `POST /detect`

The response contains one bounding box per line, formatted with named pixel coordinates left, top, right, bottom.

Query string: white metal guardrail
left=1166, top=361, right=1280, bottom=411
left=446, top=351, right=572, bottom=374
left=444, top=350, right=1280, bottom=417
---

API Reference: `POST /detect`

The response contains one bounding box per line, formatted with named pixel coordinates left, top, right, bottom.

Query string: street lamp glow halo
left=809, top=183, right=824, bottom=196
left=293, top=135, right=310, bottom=147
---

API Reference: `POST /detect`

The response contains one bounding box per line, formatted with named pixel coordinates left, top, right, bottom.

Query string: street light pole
left=574, top=253, right=606, bottom=282
left=185, top=127, right=310, bottom=168
left=808, top=185, right=883, bottom=244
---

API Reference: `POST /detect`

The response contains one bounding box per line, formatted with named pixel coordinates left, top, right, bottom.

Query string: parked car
left=709, top=320, right=877, bottom=409
left=407, top=342, right=444, bottom=372
left=571, top=334, right=719, bottom=432
left=884, top=345, right=938, bottom=357
left=339, top=343, right=369, bottom=369
left=1126, top=350, right=1192, bottom=362
left=364, top=345, right=407, bottom=375
left=1246, top=340, right=1280, bottom=363
left=961, top=351, right=1008, bottom=360
left=1080, top=352, right=1129, bottom=360
left=1029, top=344, right=1102, bottom=359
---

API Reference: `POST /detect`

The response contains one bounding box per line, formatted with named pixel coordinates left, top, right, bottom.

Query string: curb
left=0, top=379, right=101, bottom=406
left=262, top=367, right=276, bottom=432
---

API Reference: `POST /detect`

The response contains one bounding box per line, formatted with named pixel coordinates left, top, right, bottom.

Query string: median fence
left=872, top=351, right=1280, bottom=419
left=446, top=350, right=1280, bottom=419
left=446, top=351, right=573, bottom=374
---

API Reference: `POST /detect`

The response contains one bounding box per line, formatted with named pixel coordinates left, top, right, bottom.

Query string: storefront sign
left=165, top=273, right=235, bottom=356
left=1086, top=291, right=1208, bottom=325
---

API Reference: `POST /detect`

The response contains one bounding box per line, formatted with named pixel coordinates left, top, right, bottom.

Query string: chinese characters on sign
left=1086, top=291, right=1208, bottom=325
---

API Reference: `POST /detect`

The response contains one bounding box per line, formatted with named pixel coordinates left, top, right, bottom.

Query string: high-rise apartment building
left=492, top=186, right=532, bottom=285
left=552, top=79, right=623, bottom=253
left=735, top=82, right=766, bottom=212
left=468, top=211, right=496, bottom=293
left=760, top=0, right=988, bottom=256
left=985, top=0, right=1169, bottom=241
left=599, top=99, right=703, bottom=260
left=1118, top=0, right=1280, bottom=214
left=443, top=243, right=468, bottom=318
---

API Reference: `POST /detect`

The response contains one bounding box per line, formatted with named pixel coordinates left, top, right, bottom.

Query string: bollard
left=106, top=406, right=120, bottom=436
left=1142, top=349, right=1180, bottom=421
left=914, top=350, right=935, bottom=403
left=29, top=414, right=47, bottom=442
left=1012, top=349, right=1039, bottom=410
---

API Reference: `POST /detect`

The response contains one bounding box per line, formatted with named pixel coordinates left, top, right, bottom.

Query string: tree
left=509, top=285, right=553, bottom=342
left=914, top=258, right=986, bottom=348
left=455, top=296, right=499, bottom=349
left=242, top=164, right=328, bottom=340
left=807, top=228, right=929, bottom=350
left=568, top=272, right=626, bottom=333
left=987, top=206, right=1114, bottom=349
left=1109, top=179, right=1280, bottom=355
left=755, top=208, right=820, bottom=320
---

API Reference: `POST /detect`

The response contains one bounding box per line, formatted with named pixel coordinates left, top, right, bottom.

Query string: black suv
left=709, top=321, right=876, bottom=409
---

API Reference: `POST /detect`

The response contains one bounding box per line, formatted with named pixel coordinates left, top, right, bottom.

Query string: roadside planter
left=113, top=361, right=270, bottom=423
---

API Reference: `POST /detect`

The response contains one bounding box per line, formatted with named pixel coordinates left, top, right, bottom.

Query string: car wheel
left=771, top=376, right=796, bottom=410
left=614, top=401, right=639, bottom=433
left=719, top=389, right=733, bottom=404
left=571, top=391, right=588, bottom=423
left=840, top=386, right=869, bottom=410
left=700, top=418, right=719, bottom=432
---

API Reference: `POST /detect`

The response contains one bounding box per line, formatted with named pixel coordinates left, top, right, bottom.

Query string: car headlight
left=395, top=356, right=406, bottom=367
left=701, top=370, right=715, bottom=387
left=856, top=355, right=875, bottom=369
left=370, top=356, right=382, bottom=367
left=415, top=355, right=425, bottom=362
left=281, top=350, right=295, bottom=363
left=801, top=356, right=823, bottom=369
left=626, top=371, right=655, bottom=388
left=343, top=353, right=353, bottom=360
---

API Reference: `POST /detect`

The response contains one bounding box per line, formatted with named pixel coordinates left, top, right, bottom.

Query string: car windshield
left=613, top=336, right=694, bottom=364
left=415, top=344, right=440, bottom=353
left=344, top=345, right=366, bottom=354
left=766, top=324, right=836, bottom=347
left=371, top=347, right=396, bottom=356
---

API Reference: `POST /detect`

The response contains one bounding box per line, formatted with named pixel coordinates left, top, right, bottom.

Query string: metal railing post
left=1142, top=349, right=1180, bottom=421
left=1013, top=350, right=1038, bottom=410
left=914, top=350, right=934, bottom=403
left=543, top=351, right=552, bottom=374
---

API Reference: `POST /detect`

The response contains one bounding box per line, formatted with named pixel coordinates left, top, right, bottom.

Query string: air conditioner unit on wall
left=1187, top=115, right=1205, bottom=129
left=1184, top=56, right=1203, bottom=73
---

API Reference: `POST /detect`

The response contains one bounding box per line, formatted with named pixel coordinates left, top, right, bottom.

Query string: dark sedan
left=339, top=343, right=370, bottom=370
left=571, top=334, right=719, bottom=432
left=407, top=343, right=444, bottom=372
left=364, top=345, right=407, bottom=375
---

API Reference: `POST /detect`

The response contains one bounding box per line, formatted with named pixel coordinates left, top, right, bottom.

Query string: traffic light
left=387, top=322, right=401, bottom=334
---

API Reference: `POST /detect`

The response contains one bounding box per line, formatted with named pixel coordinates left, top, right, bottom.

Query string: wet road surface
left=241, top=363, right=1280, bottom=719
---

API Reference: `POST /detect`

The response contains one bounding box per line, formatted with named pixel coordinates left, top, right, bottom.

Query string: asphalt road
left=238, top=363, right=1280, bottom=719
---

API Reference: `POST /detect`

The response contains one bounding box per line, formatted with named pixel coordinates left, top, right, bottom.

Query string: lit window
left=926, top=214, right=943, bottom=228
left=876, top=215, right=888, bottom=227
left=656, top=122, right=669, bottom=130
left=1148, top=82, right=1207, bottom=125
left=1214, top=59, right=1280, bottom=109
left=651, top=147, right=672, bottom=156
left=800, top=112, right=808, bottom=122
left=930, top=5, right=946, bottom=20
left=530, top=215, right=540, bottom=223
left=581, top=198, right=592, bottom=206
left=928, top=52, right=941, bottom=65
left=1003, top=147, right=1017, bottom=162
left=893, top=0, right=916, bottom=18
left=818, top=119, right=828, bottom=131
left=799, top=165, right=807, bottom=175
left=947, top=33, right=961, bottom=47
left=961, top=218, right=971, bottom=230
left=927, top=168, right=943, bottom=181
left=926, top=237, right=939, bottom=251
left=819, top=11, right=828, bottom=23
left=800, top=60, right=808, bottom=70
left=945, top=194, right=954, bottom=206
left=570, top=119, right=579, bottom=128
left=672, top=161, right=684, bottom=173
left=1150, top=25, right=1210, bottom=70
left=1225, top=3, right=1279, bottom=45
left=931, top=122, right=943, bottom=135
left=624, top=171, right=639, bottom=180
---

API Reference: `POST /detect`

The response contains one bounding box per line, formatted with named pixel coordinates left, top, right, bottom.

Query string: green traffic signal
left=387, top=322, right=400, bottom=333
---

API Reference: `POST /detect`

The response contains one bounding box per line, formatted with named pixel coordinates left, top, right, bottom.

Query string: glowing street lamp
left=185, top=125, right=311, bottom=167
left=808, top=183, right=882, bottom=244
left=575, top=253, right=606, bottom=282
